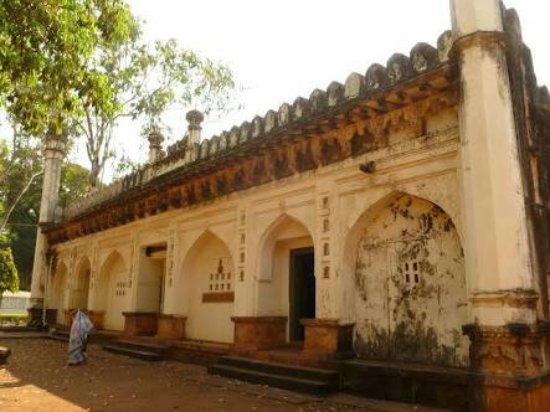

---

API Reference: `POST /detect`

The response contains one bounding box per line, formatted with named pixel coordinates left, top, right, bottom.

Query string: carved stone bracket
left=462, top=322, right=550, bottom=378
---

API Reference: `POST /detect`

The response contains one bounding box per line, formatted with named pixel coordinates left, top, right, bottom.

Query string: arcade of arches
left=46, top=181, right=469, bottom=368
left=34, top=2, right=550, bottom=409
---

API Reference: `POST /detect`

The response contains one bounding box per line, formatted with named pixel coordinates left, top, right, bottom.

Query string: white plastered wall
left=50, top=105, right=463, bottom=344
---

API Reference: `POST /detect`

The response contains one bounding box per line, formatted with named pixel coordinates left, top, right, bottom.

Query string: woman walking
left=68, top=310, right=93, bottom=366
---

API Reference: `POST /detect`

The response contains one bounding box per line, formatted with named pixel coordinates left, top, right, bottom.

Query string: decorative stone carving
left=198, top=139, right=210, bottom=159
left=295, top=141, right=316, bottom=172
left=252, top=116, right=264, bottom=138
left=264, top=110, right=278, bottom=133
left=350, top=130, right=375, bottom=157
left=277, top=103, right=292, bottom=127
left=220, top=131, right=230, bottom=151
left=239, top=121, right=251, bottom=143
left=344, top=72, right=365, bottom=99
left=213, top=175, right=225, bottom=196
left=326, top=82, right=344, bottom=107
left=292, top=97, right=310, bottom=121
left=437, top=30, right=453, bottom=63
left=462, top=322, right=549, bottom=377
left=410, top=43, right=439, bottom=73
left=320, top=137, right=343, bottom=165
left=273, top=150, right=292, bottom=179
left=365, top=64, right=389, bottom=90
left=387, top=53, right=414, bottom=85
left=252, top=157, right=269, bottom=185
left=209, top=135, right=220, bottom=156
left=229, top=127, right=240, bottom=148
left=310, top=89, right=328, bottom=113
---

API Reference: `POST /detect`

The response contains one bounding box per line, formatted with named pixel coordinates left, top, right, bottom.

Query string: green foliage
left=0, top=313, right=28, bottom=326
left=0, top=125, right=90, bottom=289
left=0, top=241, right=19, bottom=294
left=75, top=34, right=236, bottom=187
left=60, top=163, right=91, bottom=207
left=0, top=0, right=138, bottom=135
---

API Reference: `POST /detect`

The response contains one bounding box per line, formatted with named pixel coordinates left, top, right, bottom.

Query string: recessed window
left=402, top=261, right=421, bottom=290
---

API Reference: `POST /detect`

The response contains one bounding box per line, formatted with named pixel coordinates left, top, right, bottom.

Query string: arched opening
left=95, top=252, right=127, bottom=331
left=178, top=231, right=235, bottom=343
left=49, top=261, right=68, bottom=325
left=136, top=244, right=166, bottom=314
left=346, top=192, right=469, bottom=367
left=256, top=214, right=315, bottom=343
left=71, top=257, right=91, bottom=311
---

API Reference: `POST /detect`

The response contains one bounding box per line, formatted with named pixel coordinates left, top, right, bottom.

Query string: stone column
left=184, top=110, right=204, bottom=163
left=451, top=1, right=550, bottom=410
left=29, top=132, right=67, bottom=322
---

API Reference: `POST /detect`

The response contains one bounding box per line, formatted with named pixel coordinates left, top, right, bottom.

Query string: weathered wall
left=353, top=194, right=468, bottom=367
left=46, top=86, right=463, bottom=362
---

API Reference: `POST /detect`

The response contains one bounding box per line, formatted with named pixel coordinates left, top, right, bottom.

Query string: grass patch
left=0, top=313, right=28, bottom=325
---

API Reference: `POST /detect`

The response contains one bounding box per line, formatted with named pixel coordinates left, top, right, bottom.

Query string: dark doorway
left=289, top=247, right=315, bottom=342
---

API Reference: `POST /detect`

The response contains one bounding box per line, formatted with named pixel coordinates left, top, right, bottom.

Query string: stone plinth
left=232, top=316, right=287, bottom=350
left=27, top=308, right=56, bottom=327
left=463, top=322, right=550, bottom=412
left=157, top=314, right=186, bottom=340
left=123, top=312, right=158, bottom=337
left=301, top=318, right=354, bottom=357
left=87, top=310, right=105, bottom=330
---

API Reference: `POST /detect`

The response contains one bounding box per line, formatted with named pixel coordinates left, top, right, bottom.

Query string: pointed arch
left=341, top=190, right=468, bottom=367
left=49, top=260, right=68, bottom=324
left=254, top=212, right=316, bottom=342
left=256, top=213, right=314, bottom=282
left=176, top=229, right=236, bottom=343
left=92, top=250, right=127, bottom=331
left=71, top=256, right=91, bottom=310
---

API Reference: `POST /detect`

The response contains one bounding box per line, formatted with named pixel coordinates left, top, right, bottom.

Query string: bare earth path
left=0, top=339, right=441, bottom=412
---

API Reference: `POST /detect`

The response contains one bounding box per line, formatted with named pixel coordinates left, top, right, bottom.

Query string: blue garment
left=68, top=310, right=93, bottom=365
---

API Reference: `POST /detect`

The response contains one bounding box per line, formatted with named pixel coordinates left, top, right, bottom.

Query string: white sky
left=69, top=1, right=550, bottom=176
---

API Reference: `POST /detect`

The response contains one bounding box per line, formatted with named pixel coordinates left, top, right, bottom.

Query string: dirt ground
left=0, top=338, right=375, bottom=412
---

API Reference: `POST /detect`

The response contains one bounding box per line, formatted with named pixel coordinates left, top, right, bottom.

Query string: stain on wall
left=354, top=194, right=469, bottom=367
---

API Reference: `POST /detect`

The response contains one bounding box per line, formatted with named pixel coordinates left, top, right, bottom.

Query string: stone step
left=208, top=356, right=340, bottom=395
left=49, top=330, right=69, bottom=342
left=114, top=339, right=168, bottom=353
left=208, top=364, right=334, bottom=395
left=102, top=339, right=168, bottom=361
left=217, top=356, right=339, bottom=385
left=103, top=343, right=164, bottom=361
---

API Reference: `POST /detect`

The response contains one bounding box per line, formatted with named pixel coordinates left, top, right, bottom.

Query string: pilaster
left=451, top=0, right=535, bottom=326
left=451, top=0, right=549, bottom=409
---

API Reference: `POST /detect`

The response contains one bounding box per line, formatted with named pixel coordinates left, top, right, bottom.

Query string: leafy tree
left=0, top=130, right=43, bottom=233
left=0, top=237, right=18, bottom=295
left=75, top=36, right=236, bottom=187
left=0, top=0, right=138, bottom=137
left=0, top=125, right=89, bottom=289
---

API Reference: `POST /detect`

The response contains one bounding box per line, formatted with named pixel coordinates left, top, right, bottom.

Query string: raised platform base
left=208, top=356, right=340, bottom=395
left=341, top=359, right=550, bottom=412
